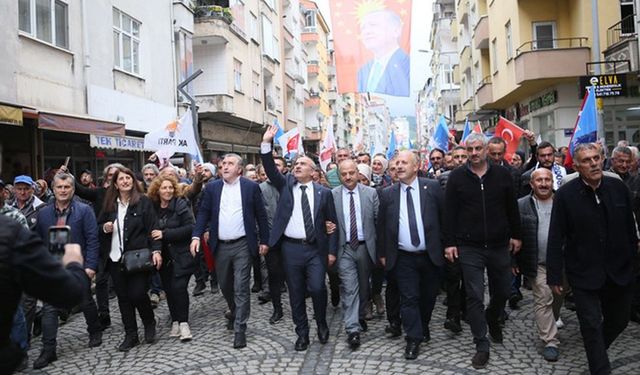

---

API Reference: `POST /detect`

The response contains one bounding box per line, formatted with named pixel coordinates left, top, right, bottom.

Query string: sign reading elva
left=579, top=74, right=627, bottom=98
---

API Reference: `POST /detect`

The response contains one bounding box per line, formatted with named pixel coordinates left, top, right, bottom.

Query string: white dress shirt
left=218, top=176, right=246, bottom=240
left=342, top=185, right=364, bottom=242
left=284, top=181, right=315, bottom=239
left=109, top=198, right=129, bottom=262
left=398, top=177, right=426, bottom=252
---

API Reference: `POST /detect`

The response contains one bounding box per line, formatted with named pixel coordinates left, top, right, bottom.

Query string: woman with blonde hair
left=99, top=168, right=162, bottom=351
left=147, top=174, right=196, bottom=341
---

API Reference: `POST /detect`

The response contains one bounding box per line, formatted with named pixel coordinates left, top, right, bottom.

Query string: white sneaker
left=555, top=318, right=565, bottom=329
left=170, top=321, right=180, bottom=337
left=179, top=322, right=193, bottom=342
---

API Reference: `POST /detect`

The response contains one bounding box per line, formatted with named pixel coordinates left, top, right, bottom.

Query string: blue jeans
left=10, top=304, right=29, bottom=351
left=150, top=270, right=163, bottom=295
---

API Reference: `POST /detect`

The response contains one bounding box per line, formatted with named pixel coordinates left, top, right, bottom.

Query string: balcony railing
left=194, top=5, right=233, bottom=24
left=515, top=37, right=588, bottom=56
left=607, top=14, right=636, bottom=48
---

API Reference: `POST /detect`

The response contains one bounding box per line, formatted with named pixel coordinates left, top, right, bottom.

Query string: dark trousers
left=445, top=259, right=466, bottom=319
left=194, top=250, right=217, bottom=286
left=41, top=274, right=101, bottom=351
left=458, top=246, right=511, bottom=352
left=95, top=257, right=110, bottom=315
left=386, top=270, right=401, bottom=326
left=159, top=263, right=191, bottom=323
left=371, top=266, right=385, bottom=296
left=573, top=279, right=633, bottom=375
left=109, top=261, right=155, bottom=336
left=281, top=241, right=327, bottom=338
left=395, top=251, right=442, bottom=341
left=266, top=246, right=285, bottom=308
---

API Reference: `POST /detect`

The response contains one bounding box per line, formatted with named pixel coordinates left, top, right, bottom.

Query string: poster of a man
left=330, top=0, right=412, bottom=97
left=356, top=9, right=410, bottom=96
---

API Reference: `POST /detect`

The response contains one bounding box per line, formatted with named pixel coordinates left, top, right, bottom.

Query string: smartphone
left=48, top=225, right=71, bottom=255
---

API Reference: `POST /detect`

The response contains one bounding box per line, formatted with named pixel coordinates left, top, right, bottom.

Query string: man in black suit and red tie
left=377, top=150, right=445, bottom=360
left=260, top=125, right=339, bottom=351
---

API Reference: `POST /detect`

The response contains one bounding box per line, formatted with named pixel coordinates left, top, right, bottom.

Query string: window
left=261, top=16, right=275, bottom=58
left=113, top=8, right=141, bottom=75
left=442, top=64, right=453, bottom=84
left=252, top=71, right=261, bottom=100
left=230, top=0, right=245, bottom=31
left=533, top=21, right=556, bottom=49
left=491, top=38, right=498, bottom=73
left=275, top=87, right=282, bottom=110
left=304, top=10, right=316, bottom=28
left=234, top=59, right=242, bottom=92
left=18, top=0, right=69, bottom=49
left=505, top=21, right=512, bottom=59
left=249, top=12, right=258, bottom=41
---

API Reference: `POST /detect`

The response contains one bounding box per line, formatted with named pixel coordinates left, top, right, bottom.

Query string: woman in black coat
left=99, top=168, right=162, bottom=352
left=147, top=175, right=196, bottom=342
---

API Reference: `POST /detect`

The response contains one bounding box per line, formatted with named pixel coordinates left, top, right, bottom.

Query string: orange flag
left=495, top=117, right=524, bottom=164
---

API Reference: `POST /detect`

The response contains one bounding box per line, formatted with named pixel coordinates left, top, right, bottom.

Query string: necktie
left=406, top=186, right=421, bottom=247
left=300, top=185, right=315, bottom=242
left=349, top=192, right=359, bottom=250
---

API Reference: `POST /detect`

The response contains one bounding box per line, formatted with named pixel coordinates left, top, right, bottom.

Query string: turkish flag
left=495, top=117, right=524, bottom=164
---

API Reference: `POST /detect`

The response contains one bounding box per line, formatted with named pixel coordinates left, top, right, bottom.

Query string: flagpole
left=590, top=0, right=605, bottom=141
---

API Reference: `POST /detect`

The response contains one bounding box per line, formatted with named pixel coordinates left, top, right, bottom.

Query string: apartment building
left=281, top=0, right=308, bottom=135
left=461, top=0, right=630, bottom=147
left=1, top=0, right=191, bottom=179
left=301, top=0, right=331, bottom=154
left=193, top=0, right=285, bottom=163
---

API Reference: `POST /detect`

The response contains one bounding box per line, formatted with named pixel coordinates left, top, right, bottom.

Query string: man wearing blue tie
left=260, top=125, right=339, bottom=351
left=377, top=151, right=445, bottom=360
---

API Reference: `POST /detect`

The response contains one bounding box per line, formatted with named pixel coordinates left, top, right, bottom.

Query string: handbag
left=116, top=218, right=154, bottom=273
left=121, top=248, right=154, bottom=273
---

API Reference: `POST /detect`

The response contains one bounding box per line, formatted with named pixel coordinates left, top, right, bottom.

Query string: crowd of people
left=1, top=124, right=638, bottom=374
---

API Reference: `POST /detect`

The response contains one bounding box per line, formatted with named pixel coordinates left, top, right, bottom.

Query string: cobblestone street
left=19, top=282, right=640, bottom=375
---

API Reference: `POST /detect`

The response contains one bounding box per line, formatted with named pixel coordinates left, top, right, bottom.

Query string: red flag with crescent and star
left=495, top=116, right=524, bottom=164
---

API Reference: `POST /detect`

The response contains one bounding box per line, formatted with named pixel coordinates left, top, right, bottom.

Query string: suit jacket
left=192, top=177, right=269, bottom=257
left=547, top=176, right=638, bottom=290
left=377, top=177, right=445, bottom=271
left=260, top=151, right=338, bottom=257
left=331, top=183, right=379, bottom=264
left=357, top=48, right=410, bottom=96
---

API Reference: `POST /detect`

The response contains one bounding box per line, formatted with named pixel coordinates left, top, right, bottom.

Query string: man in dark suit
left=260, top=125, right=338, bottom=351
left=356, top=9, right=410, bottom=97
left=377, top=150, right=445, bottom=360
left=547, top=143, right=638, bottom=375
left=191, top=153, right=269, bottom=349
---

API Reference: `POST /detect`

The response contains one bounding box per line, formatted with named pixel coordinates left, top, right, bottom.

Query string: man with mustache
left=515, top=168, right=560, bottom=362
left=547, top=143, right=638, bottom=375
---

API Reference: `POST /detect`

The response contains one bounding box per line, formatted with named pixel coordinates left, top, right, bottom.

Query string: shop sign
left=90, top=134, right=147, bottom=151
left=529, top=90, right=558, bottom=112
left=0, top=105, right=23, bottom=126
left=579, top=74, right=627, bottom=97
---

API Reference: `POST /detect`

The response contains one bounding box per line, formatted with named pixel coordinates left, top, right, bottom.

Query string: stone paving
left=18, top=281, right=640, bottom=375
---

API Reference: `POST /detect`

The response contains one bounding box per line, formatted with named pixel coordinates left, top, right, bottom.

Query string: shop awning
left=39, top=112, right=125, bottom=136
left=0, top=104, right=23, bottom=126
left=90, top=134, right=150, bottom=151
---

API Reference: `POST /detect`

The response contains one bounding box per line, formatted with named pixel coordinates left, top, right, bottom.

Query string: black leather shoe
left=88, top=331, right=103, bottom=348
left=224, top=310, right=234, bottom=320
left=317, top=322, right=329, bottom=344
left=444, top=317, right=462, bottom=333
left=192, top=281, right=206, bottom=296
left=385, top=322, right=402, bottom=338
left=233, top=332, right=247, bottom=349
left=144, top=321, right=157, bottom=344
left=359, top=319, right=368, bottom=332
left=471, top=351, right=490, bottom=369
left=269, top=308, right=283, bottom=325
left=347, top=332, right=361, bottom=350
left=422, top=327, right=431, bottom=343
left=33, top=350, right=57, bottom=369
left=251, top=283, right=261, bottom=293
left=98, top=313, right=111, bottom=329
left=258, top=291, right=271, bottom=304
left=295, top=336, right=309, bottom=351
left=630, top=309, right=640, bottom=324
left=117, top=335, right=139, bottom=352
left=226, top=318, right=234, bottom=331
left=404, top=340, right=420, bottom=360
